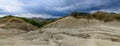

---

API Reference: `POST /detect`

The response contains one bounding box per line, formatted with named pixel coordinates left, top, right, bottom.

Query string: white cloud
left=0, top=15, right=7, bottom=17
left=14, top=14, right=60, bottom=18
left=0, top=0, right=26, bottom=13
left=99, top=9, right=120, bottom=13
left=0, top=14, right=60, bottom=18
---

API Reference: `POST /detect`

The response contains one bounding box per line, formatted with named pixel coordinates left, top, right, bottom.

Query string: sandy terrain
left=0, top=16, right=120, bottom=46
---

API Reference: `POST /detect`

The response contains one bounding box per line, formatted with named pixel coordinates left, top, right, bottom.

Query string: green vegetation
left=19, top=17, right=43, bottom=28
left=2, top=15, right=55, bottom=28
left=70, top=11, right=120, bottom=22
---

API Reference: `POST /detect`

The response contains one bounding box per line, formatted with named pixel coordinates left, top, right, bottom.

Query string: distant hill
left=31, top=17, right=56, bottom=23
left=31, top=17, right=57, bottom=27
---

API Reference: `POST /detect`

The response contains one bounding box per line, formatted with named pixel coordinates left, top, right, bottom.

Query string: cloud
left=0, top=14, right=60, bottom=18
left=99, top=8, right=120, bottom=13
left=14, top=14, right=60, bottom=18
left=0, top=0, right=27, bottom=14
left=0, top=0, right=120, bottom=18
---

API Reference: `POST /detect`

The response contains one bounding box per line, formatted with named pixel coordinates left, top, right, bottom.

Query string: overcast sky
left=0, top=0, right=120, bottom=18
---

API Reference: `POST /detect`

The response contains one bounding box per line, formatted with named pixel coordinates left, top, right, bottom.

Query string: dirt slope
left=0, top=17, right=38, bottom=31
left=0, top=16, right=120, bottom=46
left=44, top=16, right=103, bottom=28
left=0, top=17, right=38, bottom=39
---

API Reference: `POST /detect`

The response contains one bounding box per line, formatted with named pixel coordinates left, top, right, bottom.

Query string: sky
left=0, top=0, right=120, bottom=18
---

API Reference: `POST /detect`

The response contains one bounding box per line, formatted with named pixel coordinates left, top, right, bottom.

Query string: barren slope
left=0, top=17, right=38, bottom=39
left=0, top=16, right=120, bottom=46
left=0, top=17, right=38, bottom=31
